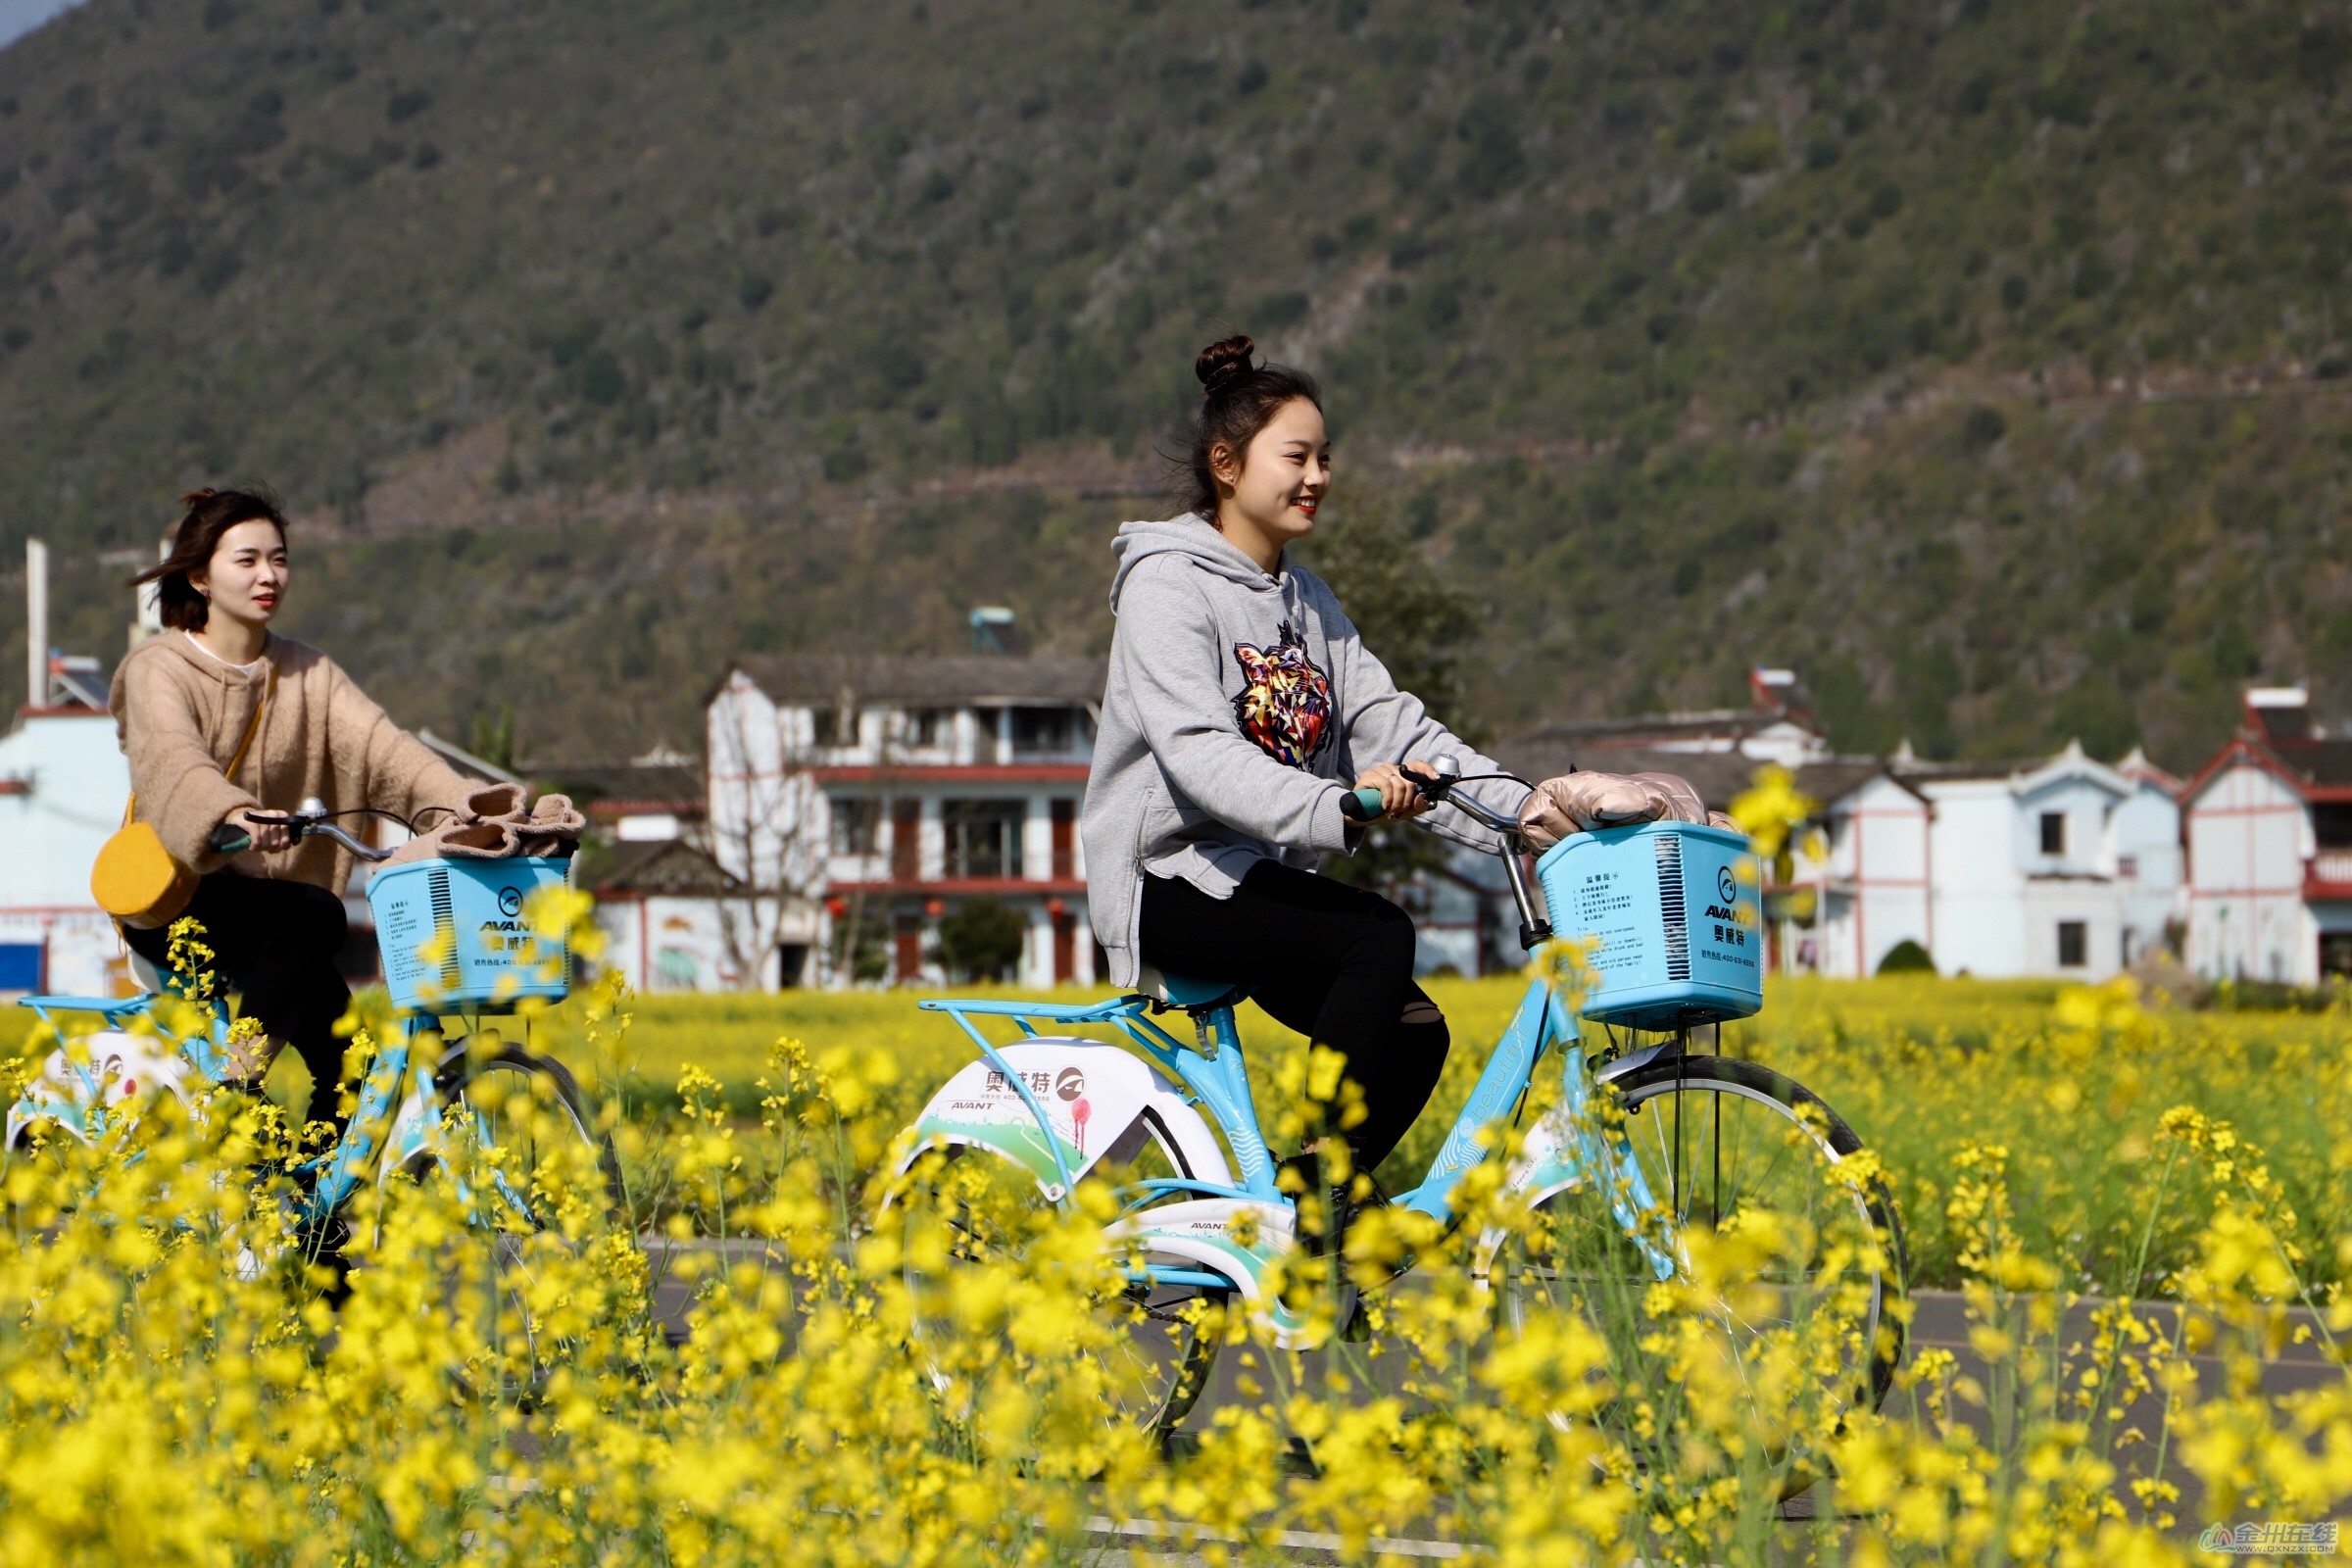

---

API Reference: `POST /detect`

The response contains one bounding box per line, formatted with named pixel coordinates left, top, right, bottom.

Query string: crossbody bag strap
left=121, top=656, right=276, bottom=829
left=224, top=659, right=275, bottom=791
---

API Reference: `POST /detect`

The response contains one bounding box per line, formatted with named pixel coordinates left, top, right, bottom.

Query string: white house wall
left=1816, top=777, right=1931, bottom=977
left=2004, top=772, right=2131, bottom=980
left=2113, top=782, right=2184, bottom=964
left=596, top=895, right=796, bottom=994
left=2186, top=761, right=2312, bottom=984
left=1917, top=780, right=2021, bottom=977
left=0, top=713, right=134, bottom=994
left=1792, top=750, right=2180, bottom=983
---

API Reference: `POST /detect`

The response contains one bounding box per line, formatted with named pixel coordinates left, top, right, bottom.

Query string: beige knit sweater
left=109, top=631, right=476, bottom=896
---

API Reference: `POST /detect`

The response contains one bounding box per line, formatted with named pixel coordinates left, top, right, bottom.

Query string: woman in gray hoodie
left=1081, top=335, right=1540, bottom=1204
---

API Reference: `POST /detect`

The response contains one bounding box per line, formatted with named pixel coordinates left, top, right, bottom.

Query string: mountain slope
left=0, top=0, right=2349, bottom=763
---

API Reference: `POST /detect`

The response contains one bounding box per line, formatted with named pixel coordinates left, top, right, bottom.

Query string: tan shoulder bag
left=92, top=663, right=274, bottom=929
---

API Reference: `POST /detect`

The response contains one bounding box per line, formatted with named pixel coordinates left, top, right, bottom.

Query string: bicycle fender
left=897, top=1039, right=1228, bottom=1198
left=1108, top=1196, right=1315, bottom=1348
left=6, top=1029, right=197, bottom=1149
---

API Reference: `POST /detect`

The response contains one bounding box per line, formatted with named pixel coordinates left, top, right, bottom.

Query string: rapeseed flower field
left=0, top=963, right=2344, bottom=1563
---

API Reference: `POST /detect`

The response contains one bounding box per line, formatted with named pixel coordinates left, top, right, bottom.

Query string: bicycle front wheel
left=1495, top=1053, right=1906, bottom=1439
left=422, top=1044, right=632, bottom=1400
left=446, top=1045, right=627, bottom=1232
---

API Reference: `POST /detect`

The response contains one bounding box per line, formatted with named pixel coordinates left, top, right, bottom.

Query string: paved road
left=640, top=1241, right=2342, bottom=1550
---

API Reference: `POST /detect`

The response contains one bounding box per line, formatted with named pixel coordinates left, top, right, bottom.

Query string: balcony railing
left=2311, top=850, right=2352, bottom=889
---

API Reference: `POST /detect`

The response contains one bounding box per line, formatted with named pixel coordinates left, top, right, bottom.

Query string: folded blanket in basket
left=383, top=787, right=586, bottom=866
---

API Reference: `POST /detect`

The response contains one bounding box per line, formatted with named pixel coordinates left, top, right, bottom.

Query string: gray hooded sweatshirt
left=1083, top=514, right=1530, bottom=987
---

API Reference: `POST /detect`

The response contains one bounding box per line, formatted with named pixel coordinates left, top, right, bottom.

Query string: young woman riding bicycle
left=112, top=486, right=481, bottom=1137
left=1084, top=335, right=1712, bottom=1229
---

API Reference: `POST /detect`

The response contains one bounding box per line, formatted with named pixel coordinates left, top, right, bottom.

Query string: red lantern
left=924, top=898, right=946, bottom=918
left=1045, top=898, right=1065, bottom=918
left=824, top=897, right=847, bottom=919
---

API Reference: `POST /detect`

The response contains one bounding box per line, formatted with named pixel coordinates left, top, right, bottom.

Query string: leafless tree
left=704, top=674, right=830, bottom=990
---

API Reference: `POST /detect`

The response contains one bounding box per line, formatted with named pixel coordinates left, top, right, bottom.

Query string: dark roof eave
left=726, top=653, right=1106, bottom=707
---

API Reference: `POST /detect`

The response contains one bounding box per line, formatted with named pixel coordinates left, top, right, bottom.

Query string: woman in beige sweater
left=113, top=487, right=476, bottom=1134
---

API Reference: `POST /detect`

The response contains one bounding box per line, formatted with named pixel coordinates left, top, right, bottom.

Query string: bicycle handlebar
left=1337, top=763, right=1524, bottom=836
left=1338, top=760, right=1554, bottom=949
left=209, top=805, right=396, bottom=863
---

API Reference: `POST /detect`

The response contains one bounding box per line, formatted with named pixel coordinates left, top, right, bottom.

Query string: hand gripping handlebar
left=1336, top=758, right=1553, bottom=950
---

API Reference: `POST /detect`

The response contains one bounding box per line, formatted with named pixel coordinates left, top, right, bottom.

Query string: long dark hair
left=1181, top=334, right=1322, bottom=519
left=131, top=486, right=290, bottom=631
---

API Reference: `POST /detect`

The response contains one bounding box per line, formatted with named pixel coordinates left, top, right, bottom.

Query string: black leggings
left=123, top=874, right=353, bottom=1132
left=1139, top=861, right=1449, bottom=1175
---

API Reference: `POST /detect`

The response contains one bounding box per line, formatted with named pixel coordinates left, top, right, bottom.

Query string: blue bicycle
left=886, top=762, right=1906, bottom=1442
left=6, top=801, right=623, bottom=1377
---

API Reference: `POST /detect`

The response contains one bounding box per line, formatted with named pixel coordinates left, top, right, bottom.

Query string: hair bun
left=1195, top=334, right=1256, bottom=397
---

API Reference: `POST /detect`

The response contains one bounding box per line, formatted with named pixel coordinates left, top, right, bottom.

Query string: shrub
left=1877, top=938, right=1936, bottom=974
left=935, top=897, right=1026, bottom=980
left=1722, top=122, right=1782, bottom=173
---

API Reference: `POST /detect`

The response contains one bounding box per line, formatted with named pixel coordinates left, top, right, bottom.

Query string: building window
left=941, top=799, right=1026, bottom=879
left=2057, top=919, right=2086, bottom=968
left=2039, top=811, right=2066, bottom=856
left=829, top=797, right=879, bottom=855
left=811, top=706, right=858, bottom=747
left=903, top=707, right=954, bottom=748
left=1008, top=706, right=1075, bottom=758
left=2116, top=854, right=2138, bottom=881
left=2323, top=933, right=2352, bottom=978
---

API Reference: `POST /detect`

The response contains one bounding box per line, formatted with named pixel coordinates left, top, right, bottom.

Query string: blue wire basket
left=368, top=857, right=573, bottom=1012
left=1535, top=820, right=1764, bottom=1031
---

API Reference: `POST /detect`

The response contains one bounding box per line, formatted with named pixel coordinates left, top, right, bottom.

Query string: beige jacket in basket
left=109, top=631, right=476, bottom=897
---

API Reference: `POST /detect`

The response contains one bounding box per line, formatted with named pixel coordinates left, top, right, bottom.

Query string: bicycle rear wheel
left=1494, top=1052, right=1906, bottom=1444
left=892, top=1128, right=1228, bottom=1444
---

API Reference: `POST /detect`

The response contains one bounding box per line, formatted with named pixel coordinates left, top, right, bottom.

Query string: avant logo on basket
left=1054, top=1066, right=1086, bottom=1102
left=498, top=886, right=524, bottom=917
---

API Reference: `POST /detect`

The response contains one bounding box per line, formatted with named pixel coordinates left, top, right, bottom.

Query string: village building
left=531, top=750, right=768, bottom=994
left=1486, top=669, right=2182, bottom=981
left=0, top=689, right=130, bottom=995
left=1499, top=666, right=1832, bottom=771
left=585, top=836, right=760, bottom=993
left=704, top=648, right=1102, bottom=989
left=2180, top=688, right=2352, bottom=985
left=1777, top=743, right=2183, bottom=980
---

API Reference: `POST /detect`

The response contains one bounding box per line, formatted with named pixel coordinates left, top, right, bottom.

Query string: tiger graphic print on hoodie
left=1231, top=621, right=1334, bottom=768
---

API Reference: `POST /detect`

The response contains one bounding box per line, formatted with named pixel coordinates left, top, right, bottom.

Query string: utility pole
left=24, top=537, right=45, bottom=710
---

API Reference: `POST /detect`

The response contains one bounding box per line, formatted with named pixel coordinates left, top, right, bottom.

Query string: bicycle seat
left=1133, top=964, right=1245, bottom=1012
